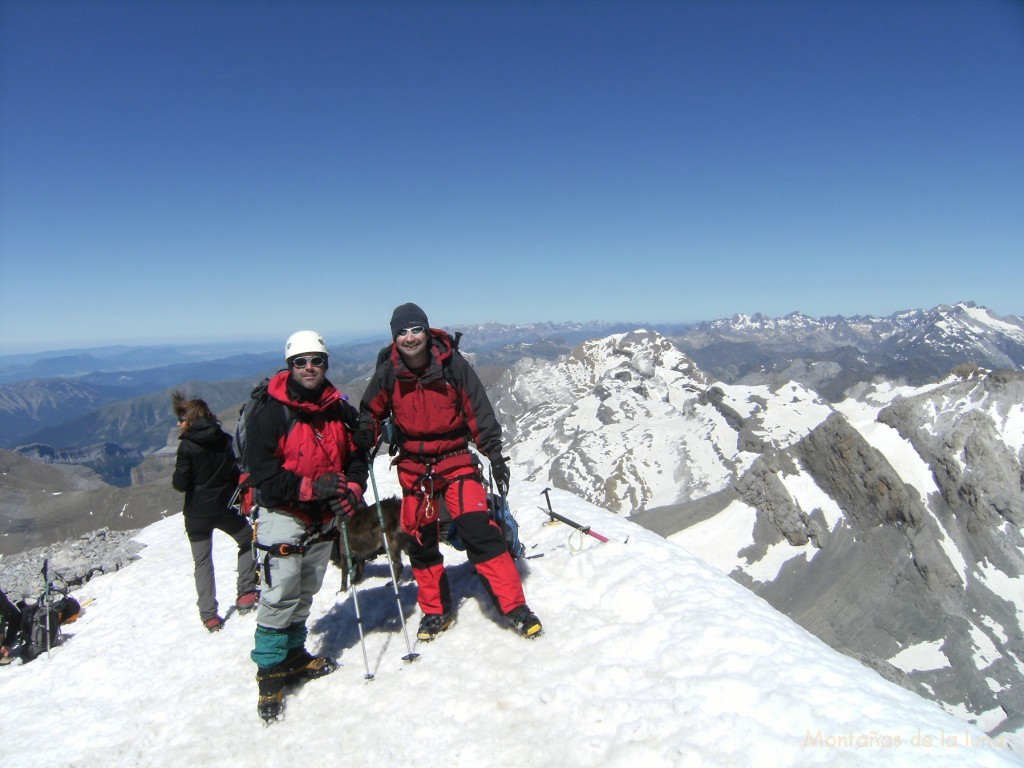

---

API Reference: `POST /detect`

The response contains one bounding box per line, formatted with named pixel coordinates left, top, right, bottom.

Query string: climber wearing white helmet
left=242, top=329, right=369, bottom=723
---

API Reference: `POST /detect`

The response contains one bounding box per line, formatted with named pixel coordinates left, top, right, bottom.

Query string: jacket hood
left=179, top=418, right=230, bottom=447
left=267, top=369, right=342, bottom=415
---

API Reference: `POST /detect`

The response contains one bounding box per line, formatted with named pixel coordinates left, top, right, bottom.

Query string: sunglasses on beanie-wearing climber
left=396, top=326, right=426, bottom=338
left=290, top=356, right=326, bottom=369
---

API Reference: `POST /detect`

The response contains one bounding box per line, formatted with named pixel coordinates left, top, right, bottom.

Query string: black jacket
left=245, top=371, right=367, bottom=524
left=172, top=418, right=240, bottom=518
left=0, top=587, right=21, bottom=646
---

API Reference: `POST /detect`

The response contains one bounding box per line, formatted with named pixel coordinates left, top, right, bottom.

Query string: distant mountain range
left=0, top=321, right=637, bottom=454
left=0, top=302, right=1020, bottom=482
left=671, top=301, right=1024, bottom=400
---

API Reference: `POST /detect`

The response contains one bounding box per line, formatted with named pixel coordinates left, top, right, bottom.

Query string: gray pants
left=187, top=514, right=258, bottom=622
left=253, top=507, right=333, bottom=630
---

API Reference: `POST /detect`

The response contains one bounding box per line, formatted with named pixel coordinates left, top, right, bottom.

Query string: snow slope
left=1, top=467, right=1019, bottom=767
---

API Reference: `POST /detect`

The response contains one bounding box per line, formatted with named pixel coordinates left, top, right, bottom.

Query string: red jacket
left=246, top=370, right=367, bottom=524
left=360, top=330, right=503, bottom=461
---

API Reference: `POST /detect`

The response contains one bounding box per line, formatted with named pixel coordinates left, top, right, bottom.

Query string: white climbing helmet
left=284, top=330, right=329, bottom=362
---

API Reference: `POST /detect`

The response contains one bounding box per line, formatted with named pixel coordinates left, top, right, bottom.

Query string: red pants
left=398, top=455, right=525, bottom=615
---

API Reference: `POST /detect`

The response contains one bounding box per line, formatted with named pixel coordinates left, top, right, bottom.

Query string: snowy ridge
left=0, top=469, right=1019, bottom=767
left=679, top=381, right=968, bottom=588
left=717, top=380, right=834, bottom=448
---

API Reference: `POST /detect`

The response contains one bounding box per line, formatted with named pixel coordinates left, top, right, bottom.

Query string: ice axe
left=539, top=488, right=609, bottom=543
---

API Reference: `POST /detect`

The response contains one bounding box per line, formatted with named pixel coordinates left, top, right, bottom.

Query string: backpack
left=20, top=601, right=62, bottom=661
left=442, top=493, right=526, bottom=560
left=18, top=588, right=79, bottom=662
left=231, top=378, right=276, bottom=517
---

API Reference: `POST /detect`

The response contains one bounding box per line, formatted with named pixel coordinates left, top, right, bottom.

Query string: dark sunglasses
left=177, top=416, right=187, bottom=424
left=291, top=355, right=326, bottom=368
left=396, top=325, right=426, bottom=338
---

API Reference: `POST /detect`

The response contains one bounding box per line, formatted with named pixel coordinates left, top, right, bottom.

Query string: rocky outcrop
left=0, top=527, right=143, bottom=600
left=878, top=371, right=1024, bottom=535
left=726, top=374, right=1024, bottom=735
left=797, top=412, right=926, bottom=532
left=735, top=452, right=825, bottom=548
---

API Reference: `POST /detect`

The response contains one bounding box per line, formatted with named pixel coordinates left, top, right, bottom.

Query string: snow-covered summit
left=1, top=469, right=1018, bottom=767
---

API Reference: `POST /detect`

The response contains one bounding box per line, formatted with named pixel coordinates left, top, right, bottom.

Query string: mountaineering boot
left=235, top=591, right=260, bottom=614
left=505, top=605, right=542, bottom=638
left=416, top=612, right=455, bottom=642
left=256, top=663, right=290, bottom=724
left=284, top=646, right=338, bottom=681
left=203, top=615, right=225, bottom=633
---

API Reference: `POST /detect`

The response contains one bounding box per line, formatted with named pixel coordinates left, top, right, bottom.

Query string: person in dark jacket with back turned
left=359, top=303, right=541, bottom=642
left=172, top=392, right=259, bottom=633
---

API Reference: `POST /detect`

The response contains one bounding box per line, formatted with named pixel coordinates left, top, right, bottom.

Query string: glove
left=330, top=482, right=364, bottom=521
left=310, top=472, right=346, bottom=501
left=353, top=427, right=375, bottom=453
left=352, top=413, right=376, bottom=453
left=489, top=454, right=510, bottom=495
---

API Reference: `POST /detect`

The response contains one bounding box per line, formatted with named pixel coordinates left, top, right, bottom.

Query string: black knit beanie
left=390, top=303, right=430, bottom=338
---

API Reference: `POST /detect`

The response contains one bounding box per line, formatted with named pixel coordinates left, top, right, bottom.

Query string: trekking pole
left=368, top=434, right=419, bottom=662
left=339, top=520, right=374, bottom=681
left=539, top=487, right=609, bottom=543
left=42, top=559, right=52, bottom=657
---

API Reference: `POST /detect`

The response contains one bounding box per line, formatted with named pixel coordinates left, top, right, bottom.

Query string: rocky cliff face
left=494, top=329, right=1024, bottom=736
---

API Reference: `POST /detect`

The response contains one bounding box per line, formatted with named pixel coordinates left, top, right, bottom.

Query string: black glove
left=352, top=413, right=376, bottom=453
left=489, top=454, right=510, bottom=495
left=330, top=483, right=363, bottom=520
left=312, top=472, right=346, bottom=500
left=352, top=428, right=375, bottom=454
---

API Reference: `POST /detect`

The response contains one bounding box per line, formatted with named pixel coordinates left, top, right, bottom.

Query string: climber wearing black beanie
left=360, top=304, right=542, bottom=642
left=389, top=303, right=430, bottom=339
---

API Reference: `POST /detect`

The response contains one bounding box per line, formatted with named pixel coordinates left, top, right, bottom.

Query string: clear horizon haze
left=1, top=0, right=1022, bottom=354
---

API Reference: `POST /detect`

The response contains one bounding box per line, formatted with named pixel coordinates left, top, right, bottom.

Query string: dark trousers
left=185, top=513, right=258, bottom=621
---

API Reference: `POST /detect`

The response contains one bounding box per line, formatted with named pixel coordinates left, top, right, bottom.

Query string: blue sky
left=1, top=0, right=1022, bottom=353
